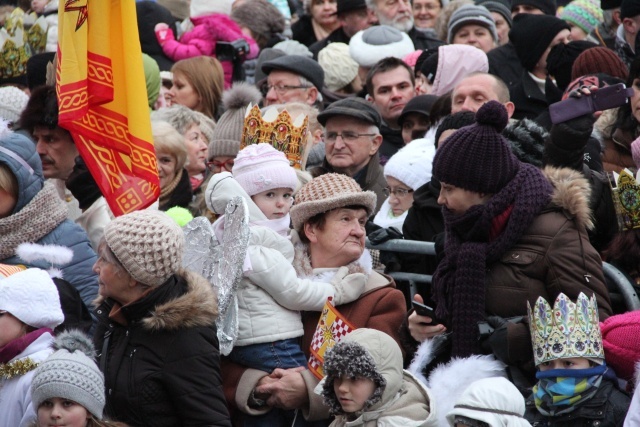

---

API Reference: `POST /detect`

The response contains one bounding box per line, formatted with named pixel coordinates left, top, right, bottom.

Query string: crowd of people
left=2, top=0, right=640, bottom=425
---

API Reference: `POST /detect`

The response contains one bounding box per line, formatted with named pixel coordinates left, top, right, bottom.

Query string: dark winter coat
left=379, top=124, right=405, bottom=165
left=158, top=168, right=193, bottom=211
left=487, top=42, right=524, bottom=90
left=94, top=270, right=230, bottom=427
left=485, top=167, right=612, bottom=380
left=525, top=376, right=630, bottom=426
left=407, top=27, right=444, bottom=50
left=511, top=71, right=549, bottom=121
left=291, top=15, right=318, bottom=47
left=309, top=27, right=351, bottom=59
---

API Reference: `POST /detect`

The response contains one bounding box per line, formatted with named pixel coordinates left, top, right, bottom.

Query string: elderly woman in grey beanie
left=93, top=210, right=230, bottom=427
left=221, top=173, right=406, bottom=425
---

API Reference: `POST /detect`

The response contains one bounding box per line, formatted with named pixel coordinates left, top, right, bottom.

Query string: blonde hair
left=0, top=163, right=18, bottom=198
left=152, top=121, right=188, bottom=171
left=171, top=56, right=224, bottom=119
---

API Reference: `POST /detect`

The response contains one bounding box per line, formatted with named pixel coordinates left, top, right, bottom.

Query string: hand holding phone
left=412, top=301, right=439, bottom=325
left=549, top=83, right=634, bottom=124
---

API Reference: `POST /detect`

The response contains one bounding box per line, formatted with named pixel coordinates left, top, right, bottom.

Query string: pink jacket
left=161, top=13, right=260, bottom=88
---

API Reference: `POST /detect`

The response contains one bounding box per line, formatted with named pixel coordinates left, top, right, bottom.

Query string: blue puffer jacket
left=0, top=131, right=98, bottom=308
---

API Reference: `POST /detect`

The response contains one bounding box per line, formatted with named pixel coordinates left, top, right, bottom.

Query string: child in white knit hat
left=29, top=330, right=125, bottom=427
left=0, top=268, right=64, bottom=427
left=206, top=143, right=366, bottom=374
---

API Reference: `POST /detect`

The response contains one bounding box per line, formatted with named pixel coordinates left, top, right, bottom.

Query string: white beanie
left=232, top=143, right=298, bottom=196
left=0, top=268, right=63, bottom=329
left=383, top=139, right=435, bottom=190
left=349, top=26, right=415, bottom=68
left=190, top=0, right=233, bottom=17
left=0, top=86, right=28, bottom=124
left=318, top=43, right=359, bottom=92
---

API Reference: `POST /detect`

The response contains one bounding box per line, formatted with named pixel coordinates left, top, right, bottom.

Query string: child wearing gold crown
left=524, top=292, right=630, bottom=426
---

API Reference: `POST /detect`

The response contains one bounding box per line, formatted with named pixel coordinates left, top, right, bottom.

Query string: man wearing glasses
left=317, top=97, right=386, bottom=214
left=260, top=55, right=325, bottom=107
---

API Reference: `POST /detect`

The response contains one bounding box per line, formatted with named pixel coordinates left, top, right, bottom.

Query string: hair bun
left=475, top=100, right=509, bottom=132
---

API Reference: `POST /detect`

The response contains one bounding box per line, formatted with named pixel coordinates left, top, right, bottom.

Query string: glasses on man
left=206, top=159, right=235, bottom=173
left=324, top=131, right=377, bottom=143
left=383, top=187, right=414, bottom=198
left=261, top=83, right=311, bottom=97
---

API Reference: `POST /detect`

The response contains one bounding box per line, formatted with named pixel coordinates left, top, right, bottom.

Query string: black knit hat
left=546, top=40, right=597, bottom=91
left=621, top=0, right=640, bottom=18
left=477, top=0, right=513, bottom=27
left=419, top=50, right=440, bottom=84
left=509, top=14, right=570, bottom=71
left=432, top=101, right=520, bottom=193
left=434, top=111, right=476, bottom=148
left=601, top=0, right=621, bottom=10
left=511, top=0, right=557, bottom=15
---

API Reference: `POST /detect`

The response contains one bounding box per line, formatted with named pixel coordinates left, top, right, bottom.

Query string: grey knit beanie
left=31, top=330, right=105, bottom=419
left=447, top=4, right=498, bottom=43
left=104, top=210, right=184, bottom=287
left=208, top=82, right=263, bottom=159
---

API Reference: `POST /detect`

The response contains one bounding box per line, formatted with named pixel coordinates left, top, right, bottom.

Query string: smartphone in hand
left=412, top=301, right=439, bottom=325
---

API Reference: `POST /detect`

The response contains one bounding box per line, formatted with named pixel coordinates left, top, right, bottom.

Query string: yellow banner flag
left=308, top=297, right=356, bottom=379
left=56, top=0, right=159, bottom=216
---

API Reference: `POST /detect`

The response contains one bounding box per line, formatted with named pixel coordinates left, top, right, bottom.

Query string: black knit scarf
left=432, top=163, right=553, bottom=358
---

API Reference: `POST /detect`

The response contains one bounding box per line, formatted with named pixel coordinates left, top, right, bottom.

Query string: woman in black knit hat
left=406, top=100, right=612, bottom=386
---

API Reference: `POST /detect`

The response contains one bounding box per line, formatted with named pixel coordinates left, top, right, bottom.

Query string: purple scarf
left=0, top=328, right=52, bottom=363
left=433, top=163, right=553, bottom=357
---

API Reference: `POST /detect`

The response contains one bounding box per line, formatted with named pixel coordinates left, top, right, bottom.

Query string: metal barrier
left=366, top=238, right=640, bottom=312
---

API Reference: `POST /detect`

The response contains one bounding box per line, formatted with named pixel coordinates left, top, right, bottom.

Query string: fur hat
left=561, top=0, right=604, bottom=35
left=104, top=210, right=184, bottom=287
left=321, top=329, right=402, bottom=415
left=433, top=100, right=520, bottom=193
left=571, top=46, right=629, bottom=82
left=231, top=143, right=298, bottom=196
left=447, top=4, right=498, bottom=43
left=31, top=330, right=105, bottom=419
left=511, top=0, right=557, bottom=15
left=18, top=85, right=58, bottom=132
left=0, top=86, right=29, bottom=124
left=190, top=0, right=233, bottom=17
left=446, top=377, right=531, bottom=427
left=208, top=82, right=263, bottom=159
left=349, top=26, right=415, bottom=68
left=384, top=139, right=435, bottom=190
left=318, top=43, right=359, bottom=92
left=0, top=268, right=64, bottom=329
left=509, top=14, right=570, bottom=71
left=601, top=310, right=640, bottom=383
left=290, top=173, right=377, bottom=231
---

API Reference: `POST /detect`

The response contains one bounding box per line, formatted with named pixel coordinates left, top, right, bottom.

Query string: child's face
left=251, top=188, right=294, bottom=220
left=38, top=397, right=90, bottom=427
left=0, top=310, right=27, bottom=348
left=334, top=375, right=376, bottom=413
left=539, top=357, right=592, bottom=371
left=31, top=0, right=48, bottom=14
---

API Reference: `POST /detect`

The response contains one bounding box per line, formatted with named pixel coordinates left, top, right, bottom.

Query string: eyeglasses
left=383, top=187, right=414, bottom=198
left=261, top=83, right=311, bottom=97
left=325, top=131, right=377, bottom=143
left=206, top=159, right=235, bottom=173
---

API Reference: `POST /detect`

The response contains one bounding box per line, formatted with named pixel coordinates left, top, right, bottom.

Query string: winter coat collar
left=95, top=269, right=218, bottom=331
left=291, top=237, right=373, bottom=279
left=542, top=166, right=593, bottom=230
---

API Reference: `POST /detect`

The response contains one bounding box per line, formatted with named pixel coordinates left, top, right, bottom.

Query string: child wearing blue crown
left=524, top=292, right=630, bottom=426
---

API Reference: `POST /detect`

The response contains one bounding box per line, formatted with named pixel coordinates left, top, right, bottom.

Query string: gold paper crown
left=528, top=292, right=604, bottom=366
left=26, top=16, right=48, bottom=54
left=241, top=104, right=309, bottom=170
left=0, top=25, right=29, bottom=82
left=609, top=168, right=640, bottom=231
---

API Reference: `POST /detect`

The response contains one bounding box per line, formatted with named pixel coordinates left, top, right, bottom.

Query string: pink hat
left=601, top=310, right=640, bottom=382
left=232, top=143, right=298, bottom=196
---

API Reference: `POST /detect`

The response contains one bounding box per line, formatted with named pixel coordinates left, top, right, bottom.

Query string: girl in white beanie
left=29, top=330, right=125, bottom=427
left=0, top=268, right=64, bottom=427
left=374, top=140, right=435, bottom=230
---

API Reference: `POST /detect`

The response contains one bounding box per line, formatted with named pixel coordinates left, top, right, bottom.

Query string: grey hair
left=151, top=105, right=201, bottom=135
left=365, top=0, right=378, bottom=10
left=96, top=237, right=128, bottom=278
left=299, top=75, right=324, bottom=104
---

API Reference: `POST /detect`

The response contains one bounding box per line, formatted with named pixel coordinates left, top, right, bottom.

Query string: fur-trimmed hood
left=95, top=269, right=218, bottom=331
left=542, top=166, right=594, bottom=230
left=142, top=269, right=218, bottom=331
